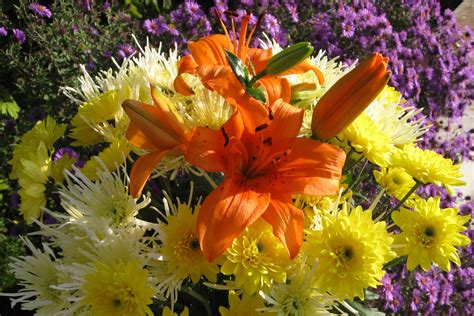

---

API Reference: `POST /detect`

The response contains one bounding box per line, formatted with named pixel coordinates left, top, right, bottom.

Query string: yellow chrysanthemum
left=340, top=113, right=396, bottom=167
left=391, top=145, right=465, bottom=187
left=220, top=220, right=290, bottom=295
left=82, top=260, right=154, bottom=316
left=162, top=306, right=189, bottom=316
left=219, top=292, right=270, bottom=316
left=9, top=116, right=66, bottom=179
left=81, top=139, right=132, bottom=180
left=16, top=143, right=51, bottom=222
left=152, top=202, right=218, bottom=302
left=391, top=197, right=470, bottom=272
left=373, top=167, right=416, bottom=200
left=307, top=205, right=395, bottom=300
left=9, top=117, right=67, bottom=223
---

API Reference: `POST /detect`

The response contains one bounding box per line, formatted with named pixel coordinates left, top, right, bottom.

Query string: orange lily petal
left=188, top=34, right=233, bottom=66
left=258, top=138, right=345, bottom=196
left=248, top=47, right=272, bottom=73
left=261, top=196, right=304, bottom=259
left=125, top=121, right=158, bottom=151
left=280, top=58, right=325, bottom=85
left=259, top=77, right=291, bottom=104
left=174, top=54, right=198, bottom=96
left=265, top=98, right=303, bottom=140
left=129, top=148, right=181, bottom=197
left=185, top=127, right=228, bottom=172
left=122, top=99, right=182, bottom=149
left=197, top=176, right=271, bottom=261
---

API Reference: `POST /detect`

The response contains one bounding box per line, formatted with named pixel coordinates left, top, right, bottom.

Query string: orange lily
left=311, top=53, right=391, bottom=140
left=174, top=11, right=325, bottom=127
left=185, top=99, right=346, bottom=261
left=122, top=86, right=192, bottom=197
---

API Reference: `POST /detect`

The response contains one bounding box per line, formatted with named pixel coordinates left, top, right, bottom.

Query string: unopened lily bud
left=311, top=53, right=391, bottom=140
left=266, top=42, right=314, bottom=75
left=290, top=82, right=318, bottom=107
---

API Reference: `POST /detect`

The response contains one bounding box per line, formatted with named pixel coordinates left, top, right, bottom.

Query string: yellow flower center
left=242, top=240, right=263, bottom=267
left=417, top=225, right=436, bottom=247
left=282, top=295, right=306, bottom=315
left=175, top=233, right=201, bottom=261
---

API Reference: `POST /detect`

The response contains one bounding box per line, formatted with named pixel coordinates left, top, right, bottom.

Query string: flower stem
left=185, top=288, right=212, bottom=316
left=391, top=181, right=422, bottom=212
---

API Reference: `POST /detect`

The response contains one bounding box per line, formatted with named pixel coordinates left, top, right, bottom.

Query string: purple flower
left=0, top=27, right=7, bottom=36
left=410, top=289, right=422, bottom=311
left=54, top=147, right=79, bottom=162
left=12, top=29, right=26, bottom=44
left=103, top=0, right=110, bottom=10
left=103, top=50, right=113, bottom=58
left=117, top=43, right=136, bottom=59
left=28, top=3, right=52, bottom=18
left=82, top=0, right=91, bottom=11
left=143, top=17, right=167, bottom=36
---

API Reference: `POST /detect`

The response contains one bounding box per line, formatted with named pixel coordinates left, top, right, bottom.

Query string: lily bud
left=290, top=82, right=318, bottom=107
left=265, top=42, right=314, bottom=75
left=311, top=53, right=390, bottom=140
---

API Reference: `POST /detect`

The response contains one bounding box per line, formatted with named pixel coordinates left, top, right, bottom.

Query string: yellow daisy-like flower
left=9, top=116, right=66, bottom=178
left=391, top=145, right=465, bottom=187
left=152, top=202, right=218, bottom=302
left=81, top=139, right=132, bottom=180
left=9, top=117, right=67, bottom=223
left=340, top=113, right=396, bottom=167
left=82, top=260, right=155, bottom=316
left=219, top=292, right=270, bottom=316
left=162, top=306, right=189, bottom=316
left=220, top=220, right=290, bottom=295
left=307, top=205, right=395, bottom=300
left=373, top=167, right=416, bottom=200
left=391, top=197, right=470, bottom=272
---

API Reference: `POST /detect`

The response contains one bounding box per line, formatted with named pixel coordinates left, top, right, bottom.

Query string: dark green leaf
left=224, top=50, right=248, bottom=87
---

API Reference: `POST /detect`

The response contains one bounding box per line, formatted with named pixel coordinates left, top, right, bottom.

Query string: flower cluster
left=3, top=9, right=471, bottom=316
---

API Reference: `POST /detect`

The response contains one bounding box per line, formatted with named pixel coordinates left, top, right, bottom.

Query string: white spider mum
left=59, top=159, right=150, bottom=227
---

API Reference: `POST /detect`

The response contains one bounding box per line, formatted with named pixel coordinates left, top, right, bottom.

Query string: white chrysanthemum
left=3, top=238, right=78, bottom=315
left=59, top=159, right=150, bottom=227
left=259, top=260, right=335, bottom=315
left=364, top=86, right=429, bottom=145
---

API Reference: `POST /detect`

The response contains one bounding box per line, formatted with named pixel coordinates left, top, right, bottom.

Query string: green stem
left=348, top=159, right=368, bottom=191
left=185, top=288, right=212, bottom=316
left=342, top=154, right=363, bottom=174
left=391, top=181, right=421, bottom=212
left=248, top=69, right=267, bottom=87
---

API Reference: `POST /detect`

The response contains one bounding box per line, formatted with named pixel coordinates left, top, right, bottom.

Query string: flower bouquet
left=3, top=11, right=470, bottom=315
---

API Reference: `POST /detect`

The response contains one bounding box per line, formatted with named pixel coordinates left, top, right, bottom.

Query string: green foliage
left=0, top=218, right=24, bottom=291
left=0, top=86, right=20, bottom=119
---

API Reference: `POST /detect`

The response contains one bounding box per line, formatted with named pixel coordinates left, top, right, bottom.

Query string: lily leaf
left=225, top=50, right=249, bottom=87
left=245, top=86, right=266, bottom=104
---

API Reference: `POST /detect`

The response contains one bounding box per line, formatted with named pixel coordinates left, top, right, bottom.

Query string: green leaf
left=224, top=50, right=249, bottom=87
left=245, top=86, right=266, bottom=104
left=0, top=86, right=20, bottom=119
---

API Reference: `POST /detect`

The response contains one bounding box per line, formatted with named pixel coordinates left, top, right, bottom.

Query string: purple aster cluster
left=144, top=0, right=212, bottom=51
left=28, top=3, right=52, bottom=19
left=117, top=43, right=136, bottom=59
left=12, top=28, right=26, bottom=44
